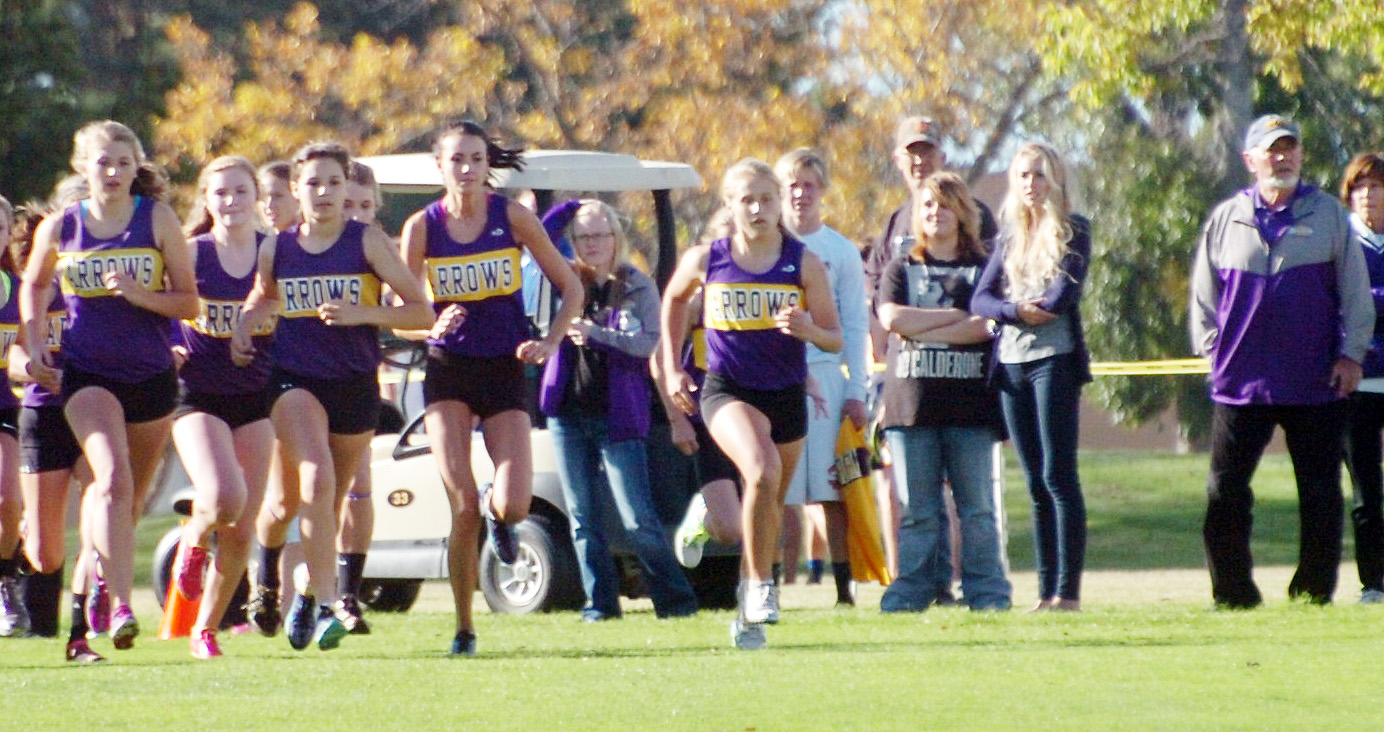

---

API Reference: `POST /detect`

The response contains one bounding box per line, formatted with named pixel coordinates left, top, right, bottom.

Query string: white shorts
left=784, top=361, right=847, bottom=506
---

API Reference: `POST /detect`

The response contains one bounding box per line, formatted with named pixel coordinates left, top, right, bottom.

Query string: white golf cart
left=151, top=149, right=741, bottom=616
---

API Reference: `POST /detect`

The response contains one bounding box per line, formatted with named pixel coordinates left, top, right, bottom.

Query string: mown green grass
left=2, top=451, right=1372, bottom=732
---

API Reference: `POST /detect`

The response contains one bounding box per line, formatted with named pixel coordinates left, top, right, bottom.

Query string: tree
left=1036, top=0, right=1384, bottom=441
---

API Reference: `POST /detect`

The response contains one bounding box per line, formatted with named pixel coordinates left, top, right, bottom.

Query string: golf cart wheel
left=478, top=513, right=582, bottom=614
left=358, top=579, right=424, bottom=613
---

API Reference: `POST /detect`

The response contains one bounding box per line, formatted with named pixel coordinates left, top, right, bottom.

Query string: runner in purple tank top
left=233, top=142, right=432, bottom=652
left=167, top=156, right=277, bottom=659
left=0, top=196, right=23, bottom=638
left=399, top=120, right=582, bottom=656
left=660, top=158, right=842, bottom=650
left=21, top=121, right=198, bottom=658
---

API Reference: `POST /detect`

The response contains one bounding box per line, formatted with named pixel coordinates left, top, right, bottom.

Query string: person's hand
left=1016, top=300, right=1057, bottom=326
left=774, top=304, right=814, bottom=340
left=516, top=339, right=556, bottom=364
left=1331, top=357, right=1363, bottom=398
left=27, top=351, right=60, bottom=394
left=842, top=398, right=868, bottom=430
left=669, top=413, right=699, bottom=455
left=172, top=345, right=189, bottom=370
left=567, top=319, right=595, bottom=347
left=429, top=304, right=467, bottom=340
left=230, top=328, right=257, bottom=367
left=805, top=375, right=828, bottom=419
left=103, top=270, right=146, bottom=299
left=318, top=299, right=368, bottom=326
left=665, top=368, right=699, bottom=416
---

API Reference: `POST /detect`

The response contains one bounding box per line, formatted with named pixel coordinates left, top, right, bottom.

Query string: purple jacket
left=539, top=263, right=659, bottom=441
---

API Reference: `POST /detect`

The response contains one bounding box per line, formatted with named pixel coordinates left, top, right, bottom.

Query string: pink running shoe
left=109, top=604, right=138, bottom=650
left=175, top=542, right=209, bottom=602
left=190, top=628, right=222, bottom=660
left=87, top=572, right=110, bottom=636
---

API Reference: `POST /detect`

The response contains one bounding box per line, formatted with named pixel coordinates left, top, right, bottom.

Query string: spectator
left=971, top=142, right=1091, bottom=612
left=1189, top=115, right=1372, bottom=607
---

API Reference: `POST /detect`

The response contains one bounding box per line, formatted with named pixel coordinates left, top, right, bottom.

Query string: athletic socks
left=24, top=565, right=62, bottom=637
left=69, top=593, right=89, bottom=642
left=337, top=553, right=367, bottom=599
left=259, top=544, right=284, bottom=591
left=771, top=563, right=782, bottom=587
left=832, top=561, right=854, bottom=606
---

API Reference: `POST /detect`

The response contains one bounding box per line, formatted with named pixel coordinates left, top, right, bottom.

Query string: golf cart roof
left=354, top=150, right=703, bottom=194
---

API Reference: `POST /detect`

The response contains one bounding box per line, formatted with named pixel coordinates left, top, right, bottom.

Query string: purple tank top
left=178, top=234, right=272, bottom=395
left=271, top=220, right=381, bottom=378
left=702, top=236, right=806, bottom=390
left=422, top=195, right=528, bottom=357
left=57, top=197, right=173, bottom=382
left=21, top=288, right=67, bottom=409
left=0, top=272, right=21, bottom=411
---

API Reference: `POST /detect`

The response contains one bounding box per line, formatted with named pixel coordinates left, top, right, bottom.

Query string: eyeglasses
left=573, top=232, right=615, bottom=243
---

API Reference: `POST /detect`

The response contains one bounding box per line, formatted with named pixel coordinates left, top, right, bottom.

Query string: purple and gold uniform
left=57, top=197, right=171, bottom=382
left=19, top=288, right=77, bottom=474
left=699, top=236, right=809, bottom=444
left=420, top=194, right=529, bottom=418
left=0, top=271, right=23, bottom=416
left=176, top=234, right=274, bottom=429
left=702, top=236, right=806, bottom=390
left=270, top=220, right=380, bottom=380
left=180, top=234, right=273, bottom=394
left=422, top=195, right=525, bottom=357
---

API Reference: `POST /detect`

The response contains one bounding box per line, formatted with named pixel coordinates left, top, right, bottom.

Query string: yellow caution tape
left=1090, top=358, right=1210, bottom=376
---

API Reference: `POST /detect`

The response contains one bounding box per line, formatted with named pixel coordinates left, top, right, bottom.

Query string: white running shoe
left=673, top=519, right=710, bottom=569
left=742, top=580, right=779, bottom=625
left=730, top=617, right=766, bottom=650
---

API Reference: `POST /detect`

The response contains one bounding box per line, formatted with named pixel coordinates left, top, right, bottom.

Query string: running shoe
left=1362, top=589, right=1384, bottom=604
left=174, top=541, right=209, bottom=602
left=741, top=580, right=779, bottom=625
left=190, top=628, right=222, bottom=660
left=312, top=605, right=347, bottom=651
left=673, top=515, right=711, bottom=569
left=109, top=604, right=138, bottom=650
left=450, top=629, right=477, bottom=656
left=246, top=584, right=282, bottom=637
left=0, top=575, right=28, bottom=637
left=87, top=571, right=110, bottom=636
left=334, top=595, right=371, bottom=635
left=65, top=637, right=106, bottom=664
left=481, top=483, right=519, bottom=565
left=286, top=593, right=315, bottom=651
left=730, top=616, right=766, bottom=650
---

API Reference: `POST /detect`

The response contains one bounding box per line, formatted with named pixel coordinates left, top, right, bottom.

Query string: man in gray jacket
left=1189, top=114, right=1373, bottom=607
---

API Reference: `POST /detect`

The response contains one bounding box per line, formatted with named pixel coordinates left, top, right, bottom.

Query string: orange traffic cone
left=159, top=546, right=202, bottom=640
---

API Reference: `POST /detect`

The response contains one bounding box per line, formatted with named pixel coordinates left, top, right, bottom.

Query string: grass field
left=1, top=451, right=1376, bottom=731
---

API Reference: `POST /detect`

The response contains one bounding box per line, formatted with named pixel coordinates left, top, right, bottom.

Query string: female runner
left=233, top=142, right=432, bottom=651
left=660, top=158, right=842, bottom=650
left=169, top=156, right=277, bottom=658
left=971, top=142, right=1091, bottom=612
left=21, top=120, right=198, bottom=653
left=0, top=196, right=25, bottom=637
left=399, top=120, right=582, bottom=655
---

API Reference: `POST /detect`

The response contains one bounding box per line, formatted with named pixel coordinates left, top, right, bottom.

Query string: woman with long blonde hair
left=971, top=142, right=1091, bottom=612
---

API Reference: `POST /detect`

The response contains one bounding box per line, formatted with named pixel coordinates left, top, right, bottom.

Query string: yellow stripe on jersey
left=186, top=298, right=276, bottom=337
left=690, top=326, right=708, bottom=371
left=425, top=249, right=521, bottom=303
left=58, top=248, right=165, bottom=298
left=703, top=282, right=803, bottom=331
left=42, top=311, right=65, bottom=353
left=277, top=274, right=381, bottom=318
left=0, top=324, right=16, bottom=369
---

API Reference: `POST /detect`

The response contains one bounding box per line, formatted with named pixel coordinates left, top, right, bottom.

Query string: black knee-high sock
left=0, top=553, right=15, bottom=580
left=337, top=553, right=367, bottom=599
left=258, top=545, right=284, bottom=591
left=69, top=593, right=89, bottom=642
left=832, top=561, right=854, bottom=605
left=23, top=565, right=62, bottom=637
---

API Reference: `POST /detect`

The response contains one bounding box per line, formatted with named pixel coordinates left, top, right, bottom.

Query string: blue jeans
left=999, top=353, right=1086, bottom=601
left=881, top=426, right=1012, bottom=611
left=550, top=415, right=698, bottom=618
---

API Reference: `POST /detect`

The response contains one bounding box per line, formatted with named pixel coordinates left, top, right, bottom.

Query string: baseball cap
left=895, top=116, right=942, bottom=152
left=1243, top=114, right=1300, bottom=152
